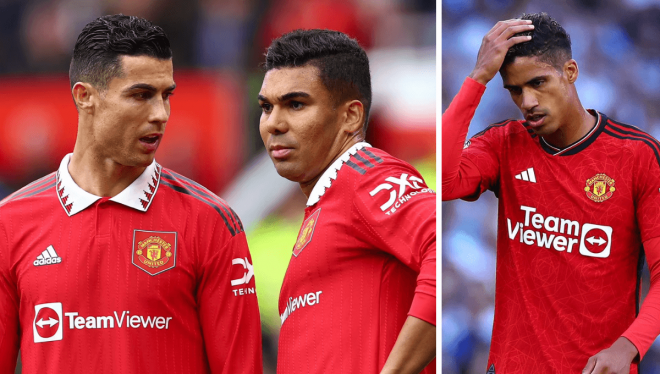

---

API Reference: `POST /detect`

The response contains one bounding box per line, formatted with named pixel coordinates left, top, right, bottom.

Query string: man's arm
left=0, top=222, right=19, bottom=372
left=442, top=19, right=534, bottom=201
left=380, top=316, right=436, bottom=374
left=582, top=236, right=660, bottom=374
left=581, top=238, right=659, bottom=373
left=197, top=224, right=263, bottom=374
left=353, top=160, right=436, bottom=372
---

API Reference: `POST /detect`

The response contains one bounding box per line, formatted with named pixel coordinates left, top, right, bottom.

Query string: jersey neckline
left=306, top=142, right=371, bottom=207
left=56, top=153, right=162, bottom=216
left=532, top=109, right=606, bottom=156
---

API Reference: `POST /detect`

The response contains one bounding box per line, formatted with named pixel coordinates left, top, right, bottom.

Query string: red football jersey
left=443, top=78, right=660, bottom=373
left=0, top=154, right=262, bottom=374
left=276, top=143, right=436, bottom=374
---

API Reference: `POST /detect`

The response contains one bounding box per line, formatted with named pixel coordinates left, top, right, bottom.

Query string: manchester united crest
left=584, top=173, right=615, bottom=203
left=293, top=209, right=321, bottom=257
left=132, top=230, right=177, bottom=276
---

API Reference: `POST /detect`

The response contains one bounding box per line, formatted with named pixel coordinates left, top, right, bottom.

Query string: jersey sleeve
left=352, top=161, right=436, bottom=325
left=621, top=145, right=660, bottom=359
left=621, top=237, right=660, bottom=360
left=196, top=220, right=263, bottom=374
left=442, top=77, right=501, bottom=201
left=0, top=219, right=19, bottom=372
left=633, top=143, right=660, bottom=243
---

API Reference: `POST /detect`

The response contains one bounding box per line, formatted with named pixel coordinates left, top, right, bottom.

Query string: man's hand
left=380, top=316, right=435, bottom=374
left=469, top=19, right=534, bottom=86
left=582, top=337, right=639, bottom=374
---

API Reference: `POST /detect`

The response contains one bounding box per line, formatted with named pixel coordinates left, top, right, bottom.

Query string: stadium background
left=0, top=0, right=435, bottom=372
left=442, top=0, right=660, bottom=372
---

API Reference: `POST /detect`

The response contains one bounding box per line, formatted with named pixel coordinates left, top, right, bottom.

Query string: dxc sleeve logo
left=230, top=257, right=254, bottom=286
left=369, top=173, right=433, bottom=215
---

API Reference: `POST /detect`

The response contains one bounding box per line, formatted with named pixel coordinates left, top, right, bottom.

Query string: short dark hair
left=69, top=14, right=172, bottom=90
left=502, top=12, right=572, bottom=70
left=264, top=29, right=372, bottom=132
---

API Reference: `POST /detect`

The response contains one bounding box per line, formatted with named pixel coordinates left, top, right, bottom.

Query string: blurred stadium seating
left=0, top=0, right=436, bottom=372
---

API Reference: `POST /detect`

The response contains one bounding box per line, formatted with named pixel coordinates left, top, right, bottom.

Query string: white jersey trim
left=56, top=153, right=161, bottom=216
left=306, top=142, right=371, bottom=207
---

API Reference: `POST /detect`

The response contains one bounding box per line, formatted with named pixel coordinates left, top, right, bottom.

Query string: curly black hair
left=263, top=29, right=372, bottom=131
left=69, top=14, right=171, bottom=90
left=502, top=12, right=572, bottom=70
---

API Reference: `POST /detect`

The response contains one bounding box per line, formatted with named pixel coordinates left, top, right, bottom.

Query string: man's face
left=90, top=55, right=175, bottom=167
left=258, top=65, right=345, bottom=184
left=500, top=56, right=572, bottom=136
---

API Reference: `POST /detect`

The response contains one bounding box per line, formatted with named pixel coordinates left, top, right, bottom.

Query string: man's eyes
left=259, top=101, right=304, bottom=112
left=132, top=91, right=174, bottom=100
left=134, top=92, right=151, bottom=99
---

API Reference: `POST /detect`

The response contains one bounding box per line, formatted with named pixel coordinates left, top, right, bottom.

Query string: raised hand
left=469, top=19, right=534, bottom=86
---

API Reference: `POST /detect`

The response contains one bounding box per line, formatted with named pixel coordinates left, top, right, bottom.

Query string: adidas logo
left=34, top=245, right=62, bottom=266
left=514, top=167, right=536, bottom=183
left=486, top=363, right=496, bottom=374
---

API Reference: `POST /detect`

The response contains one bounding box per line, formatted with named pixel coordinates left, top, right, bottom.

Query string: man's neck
left=299, top=137, right=362, bottom=199
left=542, top=106, right=596, bottom=149
left=68, top=147, right=147, bottom=198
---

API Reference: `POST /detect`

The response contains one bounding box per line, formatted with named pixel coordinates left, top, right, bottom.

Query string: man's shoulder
left=601, top=115, right=660, bottom=162
left=470, top=118, right=529, bottom=140
left=158, top=168, right=244, bottom=236
left=337, top=147, right=435, bottom=215
left=0, top=172, right=58, bottom=213
left=342, top=147, right=425, bottom=181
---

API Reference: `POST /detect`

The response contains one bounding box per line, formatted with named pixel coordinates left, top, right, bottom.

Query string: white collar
left=56, top=153, right=162, bottom=216
left=307, top=142, right=371, bottom=207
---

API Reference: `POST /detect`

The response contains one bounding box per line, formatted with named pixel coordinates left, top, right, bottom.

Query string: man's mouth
left=526, top=114, right=546, bottom=128
left=270, top=145, right=294, bottom=159
left=140, top=134, right=160, bottom=144
left=139, top=134, right=162, bottom=152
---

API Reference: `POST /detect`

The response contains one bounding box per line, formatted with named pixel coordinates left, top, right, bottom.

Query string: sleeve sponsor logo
left=132, top=230, right=177, bottom=276
left=280, top=291, right=322, bottom=326
left=33, top=303, right=173, bottom=343
left=369, top=173, right=434, bottom=215
left=231, top=257, right=256, bottom=297
left=507, top=205, right=612, bottom=258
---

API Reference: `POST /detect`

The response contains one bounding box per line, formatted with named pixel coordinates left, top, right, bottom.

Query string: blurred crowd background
left=0, top=0, right=435, bottom=373
left=442, top=0, right=660, bottom=372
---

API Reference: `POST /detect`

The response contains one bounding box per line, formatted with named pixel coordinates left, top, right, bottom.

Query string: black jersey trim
left=353, top=153, right=375, bottom=168
left=1, top=174, right=56, bottom=206
left=606, top=120, right=660, bottom=167
left=360, top=149, right=383, bottom=164
left=471, top=119, right=513, bottom=139
left=538, top=110, right=605, bottom=156
left=160, top=179, right=238, bottom=236
left=346, top=160, right=367, bottom=174
left=603, top=128, right=660, bottom=169
left=15, top=180, right=56, bottom=201
left=161, top=171, right=243, bottom=235
left=229, top=207, right=244, bottom=232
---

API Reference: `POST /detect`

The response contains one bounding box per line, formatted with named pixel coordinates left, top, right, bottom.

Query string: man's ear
left=342, top=100, right=365, bottom=137
left=564, top=59, right=579, bottom=84
left=72, top=82, right=98, bottom=113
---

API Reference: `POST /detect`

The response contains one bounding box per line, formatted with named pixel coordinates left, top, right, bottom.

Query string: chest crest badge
left=132, top=230, right=177, bottom=276
left=584, top=173, right=615, bottom=203
left=293, top=209, right=321, bottom=257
